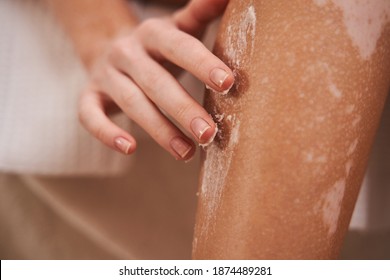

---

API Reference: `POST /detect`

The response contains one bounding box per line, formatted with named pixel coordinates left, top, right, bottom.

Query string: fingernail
left=199, top=125, right=218, bottom=148
left=170, top=137, right=193, bottom=159
left=191, top=117, right=211, bottom=141
left=114, top=137, right=132, bottom=154
left=210, top=68, right=229, bottom=88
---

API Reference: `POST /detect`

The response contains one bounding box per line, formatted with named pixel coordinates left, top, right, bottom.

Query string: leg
left=193, top=0, right=390, bottom=259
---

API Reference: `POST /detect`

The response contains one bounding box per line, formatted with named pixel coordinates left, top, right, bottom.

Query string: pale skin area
left=193, top=0, right=390, bottom=259
left=42, top=0, right=234, bottom=161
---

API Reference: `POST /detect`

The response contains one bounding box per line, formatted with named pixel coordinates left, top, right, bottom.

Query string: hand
left=78, top=0, right=234, bottom=161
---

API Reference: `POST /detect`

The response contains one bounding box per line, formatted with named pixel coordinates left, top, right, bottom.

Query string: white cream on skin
left=225, top=4, right=257, bottom=68
left=198, top=114, right=241, bottom=239
left=314, top=0, right=390, bottom=60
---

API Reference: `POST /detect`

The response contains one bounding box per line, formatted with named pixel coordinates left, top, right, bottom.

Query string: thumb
left=172, top=0, right=229, bottom=37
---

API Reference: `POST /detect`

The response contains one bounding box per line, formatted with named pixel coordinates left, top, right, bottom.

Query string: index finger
left=141, top=21, right=234, bottom=93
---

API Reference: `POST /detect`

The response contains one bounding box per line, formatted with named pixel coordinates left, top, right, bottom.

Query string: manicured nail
left=191, top=117, right=212, bottom=141
left=199, top=125, right=218, bottom=148
left=114, top=137, right=131, bottom=154
left=210, top=68, right=229, bottom=88
left=170, top=137, right=193, bottom=159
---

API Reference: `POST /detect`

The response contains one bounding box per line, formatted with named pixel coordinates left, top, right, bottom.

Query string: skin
left=43, top=0, right=234, bottom=161
left=193, top=0, right=390, bottom=259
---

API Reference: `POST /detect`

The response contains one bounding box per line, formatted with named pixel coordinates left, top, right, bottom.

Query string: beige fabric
left=0, top=138, right=200, bottom=259
left=0, top=0, right=133, bottom=175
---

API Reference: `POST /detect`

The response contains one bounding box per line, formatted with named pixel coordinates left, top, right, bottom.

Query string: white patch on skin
left=302, top=61, right=343, bottom=100
left=328, top=80, right=342, bottom=98
left=320, top=179, right=346, bottom=236
left=229, top=120, right=241, bottom=147
left=347, top=138, right=358, bottom=156
left=199, top=116, right=241, bottom=237
left=303, top=151, right=328, bottom=163
left=199, top=143, right=229, bottom=236
left=314, top=0, right=390, bottom=60
left=304, top=152, right=314, bottom=162
left=225, top=4, right=257, bottom=68
left=345, top=160, right=353, bottom=177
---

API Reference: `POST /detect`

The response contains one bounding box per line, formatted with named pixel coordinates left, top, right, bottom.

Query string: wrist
left=77, top=25, right=135, bottom=71
left=43, top=0, right=138, bottom=70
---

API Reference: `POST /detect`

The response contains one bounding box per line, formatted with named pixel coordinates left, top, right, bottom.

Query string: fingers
left=111, top=46, right=219, bottom=146
left=79, top=2, right=233, bottom=160
left=138, top=20, right=234, bottom=93
left=78, top=88, right=136, bottom=155
left=144, top=26, right=234, bottom=92
left=173, top=0, right=230, bottom=36
left=96, top=67, right=196, bottom=161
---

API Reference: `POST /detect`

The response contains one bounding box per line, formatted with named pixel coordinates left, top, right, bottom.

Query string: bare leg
left=193, top=0, right=390, bottom=259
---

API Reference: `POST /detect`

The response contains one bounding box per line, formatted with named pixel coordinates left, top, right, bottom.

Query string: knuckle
left=196, top=53, right=210, bottom=72
left=186, top=41, right=208, bottom=71
left=151, top=125, right=167, bottom=143
left=175, top=34, right=190, bottom=49
left=109, top=39, right=126, bottom=60
left=91, top=67, right=109, bottom=87
left=109, top=38, right=137, bottom=64
left=101, top=67, right=116, bottom=88
left=163, top=38, right=177, bottom=57
left=88, top=69, right=113, bottom=98
left=174, top=102, right=194, bottom=122
left=142, top=75, right=161, bottom=94
left=139, top=18, right=163, bottom=34
left=119, top=88, right=139, bottom=110
left=163, top=31, right=187, bottom=57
